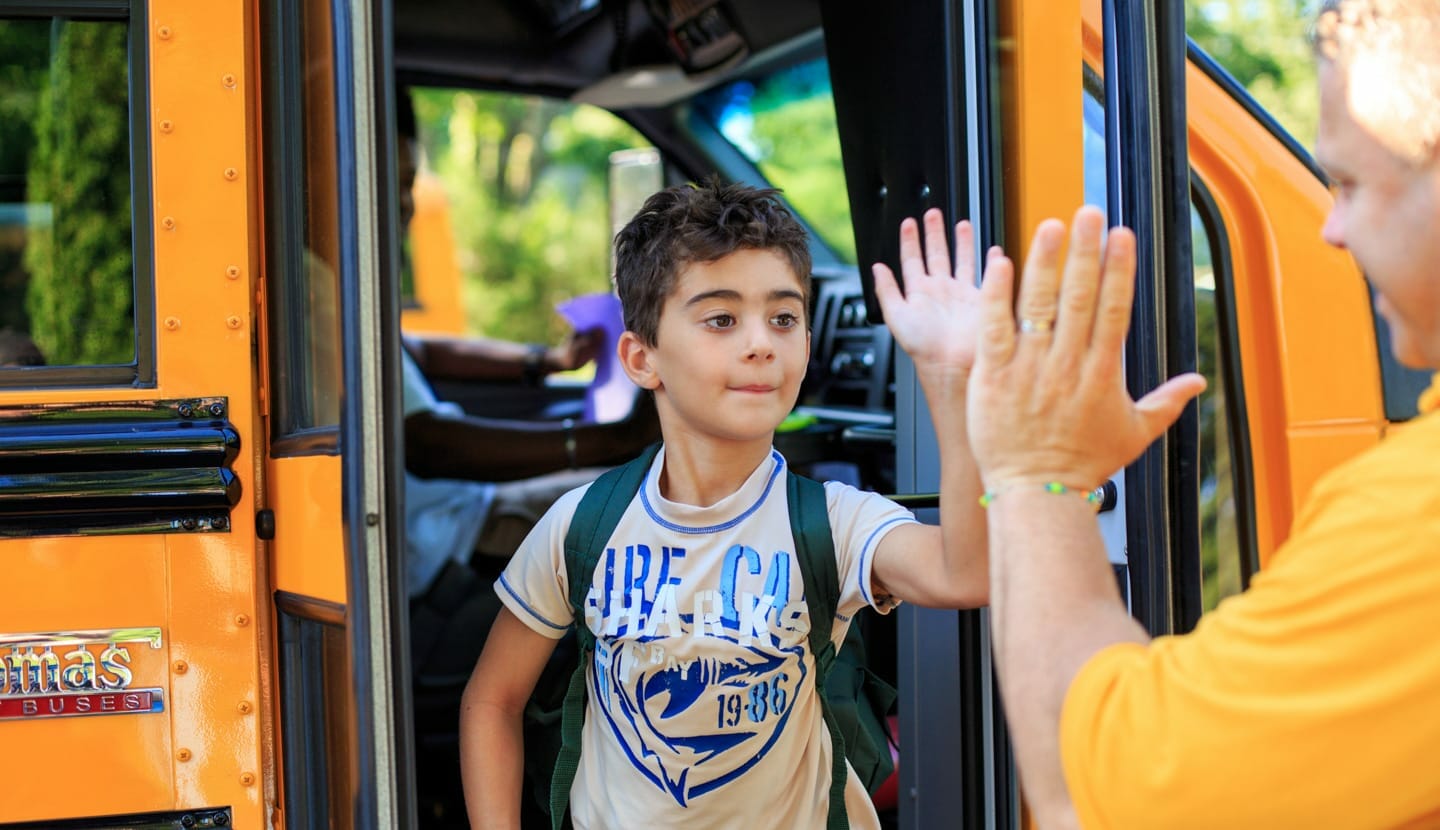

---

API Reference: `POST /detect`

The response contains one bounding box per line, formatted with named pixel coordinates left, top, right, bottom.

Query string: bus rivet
left=173, top=660, right=188, bottom=674
left=177, top=748, right=192, bottom=762
left=225, top=265, right=241, bottom=279
left=209, top=402, right=225, bottom=417
left=164, top=317, right=181, bottom=331
left=222, top=73, right=237, bottom=88
left=237, top=700, right=253, bottom=715
left=181, top=517, right=198, bottom=530
left=366, top=512, right=380, bottom=526
left=224, top=167, right=238, bottom=181
left=877, top=184, right=888, bottom=200
left=159, top=119, right=174, bottom=133
left=157, top=25, right=172, bottom=40
left=235, top=614, right=249, bottom=627
left=226, top=315, right=242, bottom=329
left=212, top=515, right=229, bottom=530
left=240, top=772, right=256, bottom=787
left=918, top=183, right=931, bottom=199
left=162, top=216, right=176, bottom=230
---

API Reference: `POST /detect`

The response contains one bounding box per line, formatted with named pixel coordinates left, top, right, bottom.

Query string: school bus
left=0, top=0, right=1431, bottom=828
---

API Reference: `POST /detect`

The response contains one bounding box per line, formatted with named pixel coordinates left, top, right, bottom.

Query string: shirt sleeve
left=494, top=484, right=589, bottom=640
left=1058, top=456, right=1440, bottom=829
left=824, top=482, right=917, bottom=619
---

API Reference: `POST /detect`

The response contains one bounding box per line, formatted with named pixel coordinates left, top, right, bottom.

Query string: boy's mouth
left=732, top=384, right=777, bottom=393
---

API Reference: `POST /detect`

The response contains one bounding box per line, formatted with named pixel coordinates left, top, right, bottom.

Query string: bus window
left=0, top=13, right=150, bottom=382
left=262, top=0, right=344, bottom=443
left=401, top=87, right=653, bottom=345
left=1081, top=78, right=1250, bottom=613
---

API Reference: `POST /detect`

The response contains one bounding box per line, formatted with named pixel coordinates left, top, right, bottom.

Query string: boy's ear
left=618, top=330, right=661, bottom=390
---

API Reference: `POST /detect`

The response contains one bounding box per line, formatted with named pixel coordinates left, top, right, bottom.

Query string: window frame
left=0, top=0, right=158, bottom=389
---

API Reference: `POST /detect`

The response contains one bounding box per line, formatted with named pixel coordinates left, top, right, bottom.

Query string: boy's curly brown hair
left=613, top=178, right=813, bottom=346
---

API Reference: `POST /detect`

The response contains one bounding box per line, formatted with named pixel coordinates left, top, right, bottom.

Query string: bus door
left=0, top=3, right=262, bottom=827
left=259, top=0, right=416, bottom=827
left=258, top=0, right=412, bottom=827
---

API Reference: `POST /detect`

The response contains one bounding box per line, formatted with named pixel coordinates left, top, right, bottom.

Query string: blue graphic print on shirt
left=582, top=539, right=811, bottom=806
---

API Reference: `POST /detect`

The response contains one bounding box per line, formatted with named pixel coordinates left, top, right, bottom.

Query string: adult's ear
left=617, top=330, right=661, bottom=390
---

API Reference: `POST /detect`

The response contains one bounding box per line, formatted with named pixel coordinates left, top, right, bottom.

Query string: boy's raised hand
left=871, top=208, right=988, bottom=377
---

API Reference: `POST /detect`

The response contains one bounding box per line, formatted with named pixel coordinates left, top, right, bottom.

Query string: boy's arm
left=867, top=209, right=989, bottom=609
left=459, top=606, right=560, bottom=830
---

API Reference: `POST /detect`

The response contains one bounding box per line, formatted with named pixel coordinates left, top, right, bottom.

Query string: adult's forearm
left=987, top=492, right=1147, bottom=823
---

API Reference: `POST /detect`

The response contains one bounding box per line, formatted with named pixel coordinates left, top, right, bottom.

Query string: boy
left=459, top=180, right=988, bottom=829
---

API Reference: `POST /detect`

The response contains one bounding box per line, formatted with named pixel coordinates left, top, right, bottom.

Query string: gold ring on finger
left=1019, top=318, right=1054, bottom=334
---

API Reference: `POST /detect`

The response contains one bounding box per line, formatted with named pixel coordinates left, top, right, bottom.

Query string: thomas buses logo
left=0, top=628, right=165, bottom=721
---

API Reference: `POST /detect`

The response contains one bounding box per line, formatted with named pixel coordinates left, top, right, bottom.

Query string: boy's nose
left=744, top=325, right=776, bottom=361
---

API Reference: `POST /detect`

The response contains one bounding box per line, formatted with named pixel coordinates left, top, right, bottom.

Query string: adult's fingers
left=1090, top=226, right=1138, bottom=354
left=1051, top=207, right=1106, bottom=356
left=922, top=208, right=952, bottom=281
left=1014, top=219, right=1066, bottom=340
left=976, top=250, right=1018, bottom=369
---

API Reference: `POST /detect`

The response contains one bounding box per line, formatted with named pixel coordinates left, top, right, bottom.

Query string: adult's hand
left=548, top=327, right=603, bottom=373
left=967, top=206, right=1206, bottom=492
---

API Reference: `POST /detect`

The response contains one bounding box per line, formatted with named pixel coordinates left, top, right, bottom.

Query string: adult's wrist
left=522, top=343, right=548, bottom=386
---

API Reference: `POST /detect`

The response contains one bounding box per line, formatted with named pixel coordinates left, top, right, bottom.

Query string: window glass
left=689, top=58, right=856, bottom=264
left=401, top=88, right=653, bottom=345
left=0, top=17, right=136, bottom=370
left=1082, top=82, right=1246, bottom=611
left=262, top=0, right=343, bottom=438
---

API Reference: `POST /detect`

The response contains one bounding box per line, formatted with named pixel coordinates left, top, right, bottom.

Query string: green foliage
left=412, top=89, right=648, bottom=344
left=22, top=20, right=135, bottom=365
left=1187, top=0, right=1322, bottom=149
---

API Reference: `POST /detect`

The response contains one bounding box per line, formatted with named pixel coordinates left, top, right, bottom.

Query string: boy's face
left=621, top=248, right=810, bottom=446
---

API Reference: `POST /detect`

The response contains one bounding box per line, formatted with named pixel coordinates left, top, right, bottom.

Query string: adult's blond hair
left=1313, top=0, right=1440, bottom=166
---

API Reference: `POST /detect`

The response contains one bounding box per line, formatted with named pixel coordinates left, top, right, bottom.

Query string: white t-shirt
left=402, top=349, right=495, bottom=598
left=497, top=446, right=916, bottom=829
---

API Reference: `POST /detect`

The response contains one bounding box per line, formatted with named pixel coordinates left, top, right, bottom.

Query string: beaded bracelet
left=978, top=481, right=1103, bottom=511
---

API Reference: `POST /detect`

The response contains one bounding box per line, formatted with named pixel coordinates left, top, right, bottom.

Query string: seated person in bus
left=970, top=3, right=1440, bottom=825
left=458, top=181, right=989, bottom=829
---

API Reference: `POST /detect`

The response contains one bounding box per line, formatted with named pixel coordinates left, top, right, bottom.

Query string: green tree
left=413, top=89, right=649, bottom=345
left=0, top=20, right=50, bottom=337
left=1187, top=0, right=1321, bottom=149
left=24, top=20, right=134, bottom=365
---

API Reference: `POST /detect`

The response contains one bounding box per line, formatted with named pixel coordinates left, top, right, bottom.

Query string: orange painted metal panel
left=998, top=0, right=1083, bottom=260
left=0, top=1, right=269, bottom=826
left=1186, top=63, right=1382, bottom=562
left=401, top=173, right=469, bottom=336
left=269, top=454, right=348, bottom=605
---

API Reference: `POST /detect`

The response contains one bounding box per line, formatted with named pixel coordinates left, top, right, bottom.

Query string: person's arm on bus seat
left=966, top=208, right=1203, bottom=827
left=460, top=607, right=557, bottom=830
left=864, top=209, right=988, bottom=609
left=403, top=329, right=601, bottom=386
left=404, top=391, right=660, bottom=482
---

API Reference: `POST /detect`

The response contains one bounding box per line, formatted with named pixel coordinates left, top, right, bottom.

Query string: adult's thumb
left=1134, top=373, right=1207, bottom=441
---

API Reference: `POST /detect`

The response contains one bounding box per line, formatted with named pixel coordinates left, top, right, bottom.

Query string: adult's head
left=396, top=87, right=418, bottom=230
left=611, top=178, right=812, bottom=346
left=1313, top=0, right=1440, bottom=368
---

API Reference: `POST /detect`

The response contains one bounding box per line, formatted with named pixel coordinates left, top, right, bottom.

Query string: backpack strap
left=549, top=442, right=661, bottom=830
left=787, top=470, right=850, bottom=830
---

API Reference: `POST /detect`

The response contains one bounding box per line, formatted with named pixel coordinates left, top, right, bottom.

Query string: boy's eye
left=705, top=314, right=736, bottom=329
left=771, top=312, right=800, bottom=329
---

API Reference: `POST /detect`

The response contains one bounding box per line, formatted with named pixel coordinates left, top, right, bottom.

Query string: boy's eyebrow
left=683, top=288, right=806, bottom=306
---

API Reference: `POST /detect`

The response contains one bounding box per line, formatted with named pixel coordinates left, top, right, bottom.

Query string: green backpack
left=522, top=443, right=897, bottom=830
